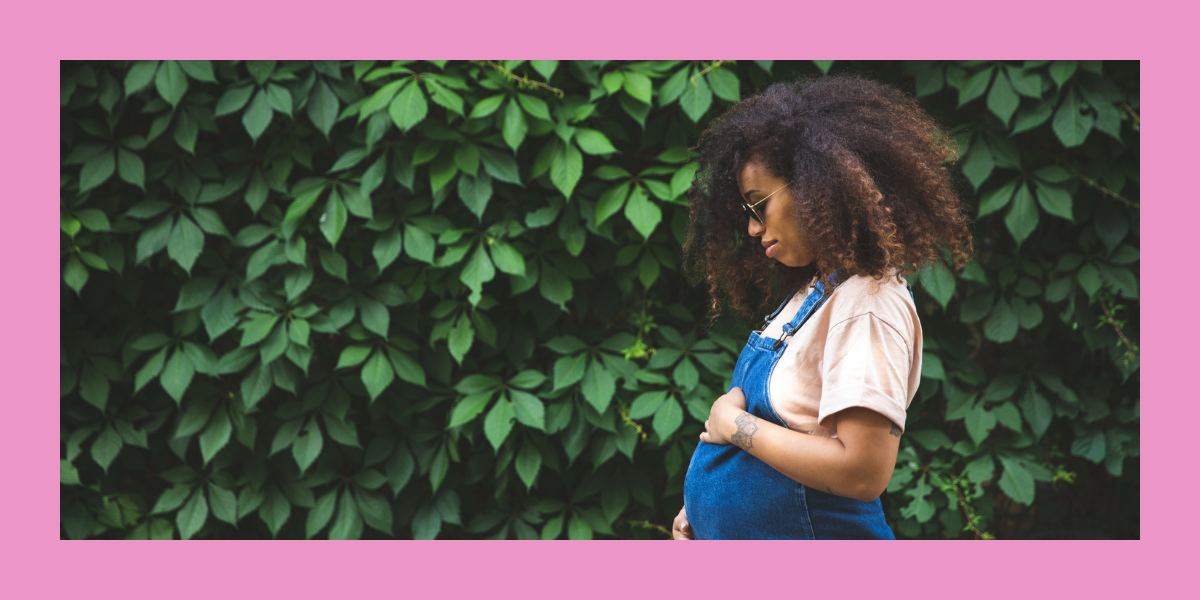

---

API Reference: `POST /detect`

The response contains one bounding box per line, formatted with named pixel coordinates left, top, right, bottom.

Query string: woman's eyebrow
left=742, top=189, right=760, bottom=200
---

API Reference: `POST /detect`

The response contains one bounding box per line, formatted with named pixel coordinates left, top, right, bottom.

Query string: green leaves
left=155, top=60, right=188, bottom=107
left=361, top=351, right=395, bottom=400
left=1004, top=183, right=1038, bottom=245
left=550, top=141, right=583, bottom=200
left=79, top=149, right=115, bottom=192
left=242, top=90, right=273, bottom=142
left=390, top=80, right=428, bottom=131
left=1052, top=90, right=1094, bottom=147
left=679, top=71, right=713, bottom=122
left=623, top=185, right=661, bottom=240
left=60, top=60, right=1138, bottom=542
left=124, top=60, right=160, bottom=96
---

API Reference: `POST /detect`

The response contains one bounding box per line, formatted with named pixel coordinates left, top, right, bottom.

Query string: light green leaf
left=622, top=72, right=653, bottom=104
left=457, top=172, right=493, bottom=222
left=502, top=98, right=527, bottom=151
left=91, top=425, right=123, bottom=473
left=574, top=128, right=617, bottom=155
left=1052, top=91, right=1093, bottom=148
left=1048, top=60, right=1077, bottom=88
left=918, top=260, right=956, bottom=310
left=679, top=73, right=713, bottom=122
left=580, top=360, right=616, bottom=413
left=447, top=391, right=495, bottom=428
left=1004, top=183, right=1038, bottom=245
left=653, top=397, right=684, bottom=440
left=484, top=398, right=516, bottom=451
left=124, top=60, right=159, bottom=95
left=1071, top=429, right=1106, bottom=463
left=215, top=85, right=254, bottom=117
left=550, top=141, right=584, bottom=200
left=167, top=216, right=205, bottom=274
left=178, top=60, right=216, bottom=82
left=964, top=403, right=997, bottom=445
left=623, top=185, right=661, bottom=240
left=359, top=297, right=390, bottom=338
left=957, top=66, right=994, bottom=107
left=117, top=148, right=145, bottom=189
left=460, top=243, right=496, bottom=295
left=373, top=227, right=403, bottom=271
left=983, top=297, right=1018, bottom=343
left=79, top=149, right=115, bottom=192
left=266, top=83, right=293, bottom=117
left=63, top=256, right=88, bottom=295
left=176, top=486, right=209, bottom=540
left=977, top=179, right=1017, bottom=218
left=292, top=418, right=324, bottom=472
left=706, top=67, right=740, bottom=102
left=987, top=70, right=1020, bottom=126
left=386, top=347, right=426, bottom=387
left=155, top=60, right=187, bottom=107
left=361, top=350, right=395, bottom=400
left=997, top=455, right=1035, bottom=505
left=553, top=353, right=588, bottom=391
left=515, top=441, right=542, bottom=490
left=160, top=348, right=195, bottom=404
left=469, top=94, right=506, bottom=120
left=242, top=90, right=274, bottom=143
left=1034, top=180, right=1074, bottom=222
left=517, top=93, right=551, bottom=120
left=510, top=389, right=545, bottom=430
left=306, top=490, right=338, bottom=539
left=307, top=80, right=339, bottom=137
left=198, top=409, right=232, bottom=465
left=488, top=240, right=525, bottom=277
left=447, top=314, right=474, bottom=364
left=596, top=181, right=631, bottom=225
left=405, top=224, right=436, bottom=263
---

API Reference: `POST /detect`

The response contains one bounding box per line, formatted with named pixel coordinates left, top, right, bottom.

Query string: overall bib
left=683, top=277, right=897, bottom=540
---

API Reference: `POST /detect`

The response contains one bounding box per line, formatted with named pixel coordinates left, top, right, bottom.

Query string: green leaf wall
left=61, top=60, right=1139, bottom=539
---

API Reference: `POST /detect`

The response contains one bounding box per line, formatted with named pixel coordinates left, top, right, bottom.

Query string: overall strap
left=760, top=285, right=804, bottom=330
left=772, top=270, right=847, bottom=351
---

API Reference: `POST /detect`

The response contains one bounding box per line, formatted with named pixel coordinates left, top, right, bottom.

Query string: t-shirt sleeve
left=816, top=313, right=914, bottom=433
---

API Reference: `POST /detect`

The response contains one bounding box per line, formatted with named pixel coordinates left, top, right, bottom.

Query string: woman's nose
left=747, top=217, right=765, bottom=238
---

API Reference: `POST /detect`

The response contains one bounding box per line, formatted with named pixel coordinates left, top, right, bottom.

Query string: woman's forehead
left=737, top=160, right=781, bottom=189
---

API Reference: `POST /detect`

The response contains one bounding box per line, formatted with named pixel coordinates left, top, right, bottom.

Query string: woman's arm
left=700, top=387, right=901, bottom=502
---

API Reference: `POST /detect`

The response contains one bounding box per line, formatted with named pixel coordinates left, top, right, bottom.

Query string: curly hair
left=682, top=76, right=974, bottom=321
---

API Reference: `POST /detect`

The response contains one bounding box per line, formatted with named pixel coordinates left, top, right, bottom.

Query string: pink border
left=18, top=0, right=1187, bottom=597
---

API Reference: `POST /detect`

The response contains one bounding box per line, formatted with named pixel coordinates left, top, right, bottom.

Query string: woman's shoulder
left=824, top=270, right=918, bottom=330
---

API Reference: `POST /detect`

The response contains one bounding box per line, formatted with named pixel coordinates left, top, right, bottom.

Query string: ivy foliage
left=61, top=60, right=1139, bottom=540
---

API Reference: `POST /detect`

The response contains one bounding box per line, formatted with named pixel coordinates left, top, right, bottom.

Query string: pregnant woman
left=675, top=77, right=973, bottom=539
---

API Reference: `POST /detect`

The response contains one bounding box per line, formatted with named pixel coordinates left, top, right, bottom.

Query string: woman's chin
left=777, top=256, right=814, bottom=268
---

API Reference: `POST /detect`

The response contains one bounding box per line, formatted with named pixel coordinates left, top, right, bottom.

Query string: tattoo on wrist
left=730, top=412, right=759, bottom=450
left=889, top=423, right=902, bottom=437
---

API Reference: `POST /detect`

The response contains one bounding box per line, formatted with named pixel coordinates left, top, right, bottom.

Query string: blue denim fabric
left=683, top=276, right=897, bottom=540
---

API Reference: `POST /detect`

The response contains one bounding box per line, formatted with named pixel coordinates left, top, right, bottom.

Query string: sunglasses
left=740, top=181, right=794, bottom=225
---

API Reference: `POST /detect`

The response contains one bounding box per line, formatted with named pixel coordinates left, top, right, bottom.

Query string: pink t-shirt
left=759, top=271, right=922, bottom=438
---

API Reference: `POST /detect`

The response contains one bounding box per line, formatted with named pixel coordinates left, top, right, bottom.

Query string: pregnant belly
left=683, top=441, right=814, bottom=540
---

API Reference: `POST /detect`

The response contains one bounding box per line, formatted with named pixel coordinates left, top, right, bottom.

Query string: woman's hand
left=672, top=506, right=694, bottom=540
left=699, top=387, right=748, bottom=445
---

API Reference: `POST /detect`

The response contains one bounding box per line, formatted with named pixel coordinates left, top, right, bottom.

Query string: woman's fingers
left=672, top=506, right=694, bottom=540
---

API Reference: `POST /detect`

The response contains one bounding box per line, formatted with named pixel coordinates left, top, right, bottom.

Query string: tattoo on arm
left=889, top=423, right=902, bottom=437
left=730, top=412, right=760, bottom=450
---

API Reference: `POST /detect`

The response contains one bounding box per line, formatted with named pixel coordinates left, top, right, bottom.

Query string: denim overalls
left=683, top=276, right=897, bottom=540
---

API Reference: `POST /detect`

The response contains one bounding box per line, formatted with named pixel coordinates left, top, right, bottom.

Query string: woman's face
left=737, top=160, right=814, bottom=268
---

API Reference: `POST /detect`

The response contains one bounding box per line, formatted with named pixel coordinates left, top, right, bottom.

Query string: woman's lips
left=764, top=241, right=778, bottom=258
